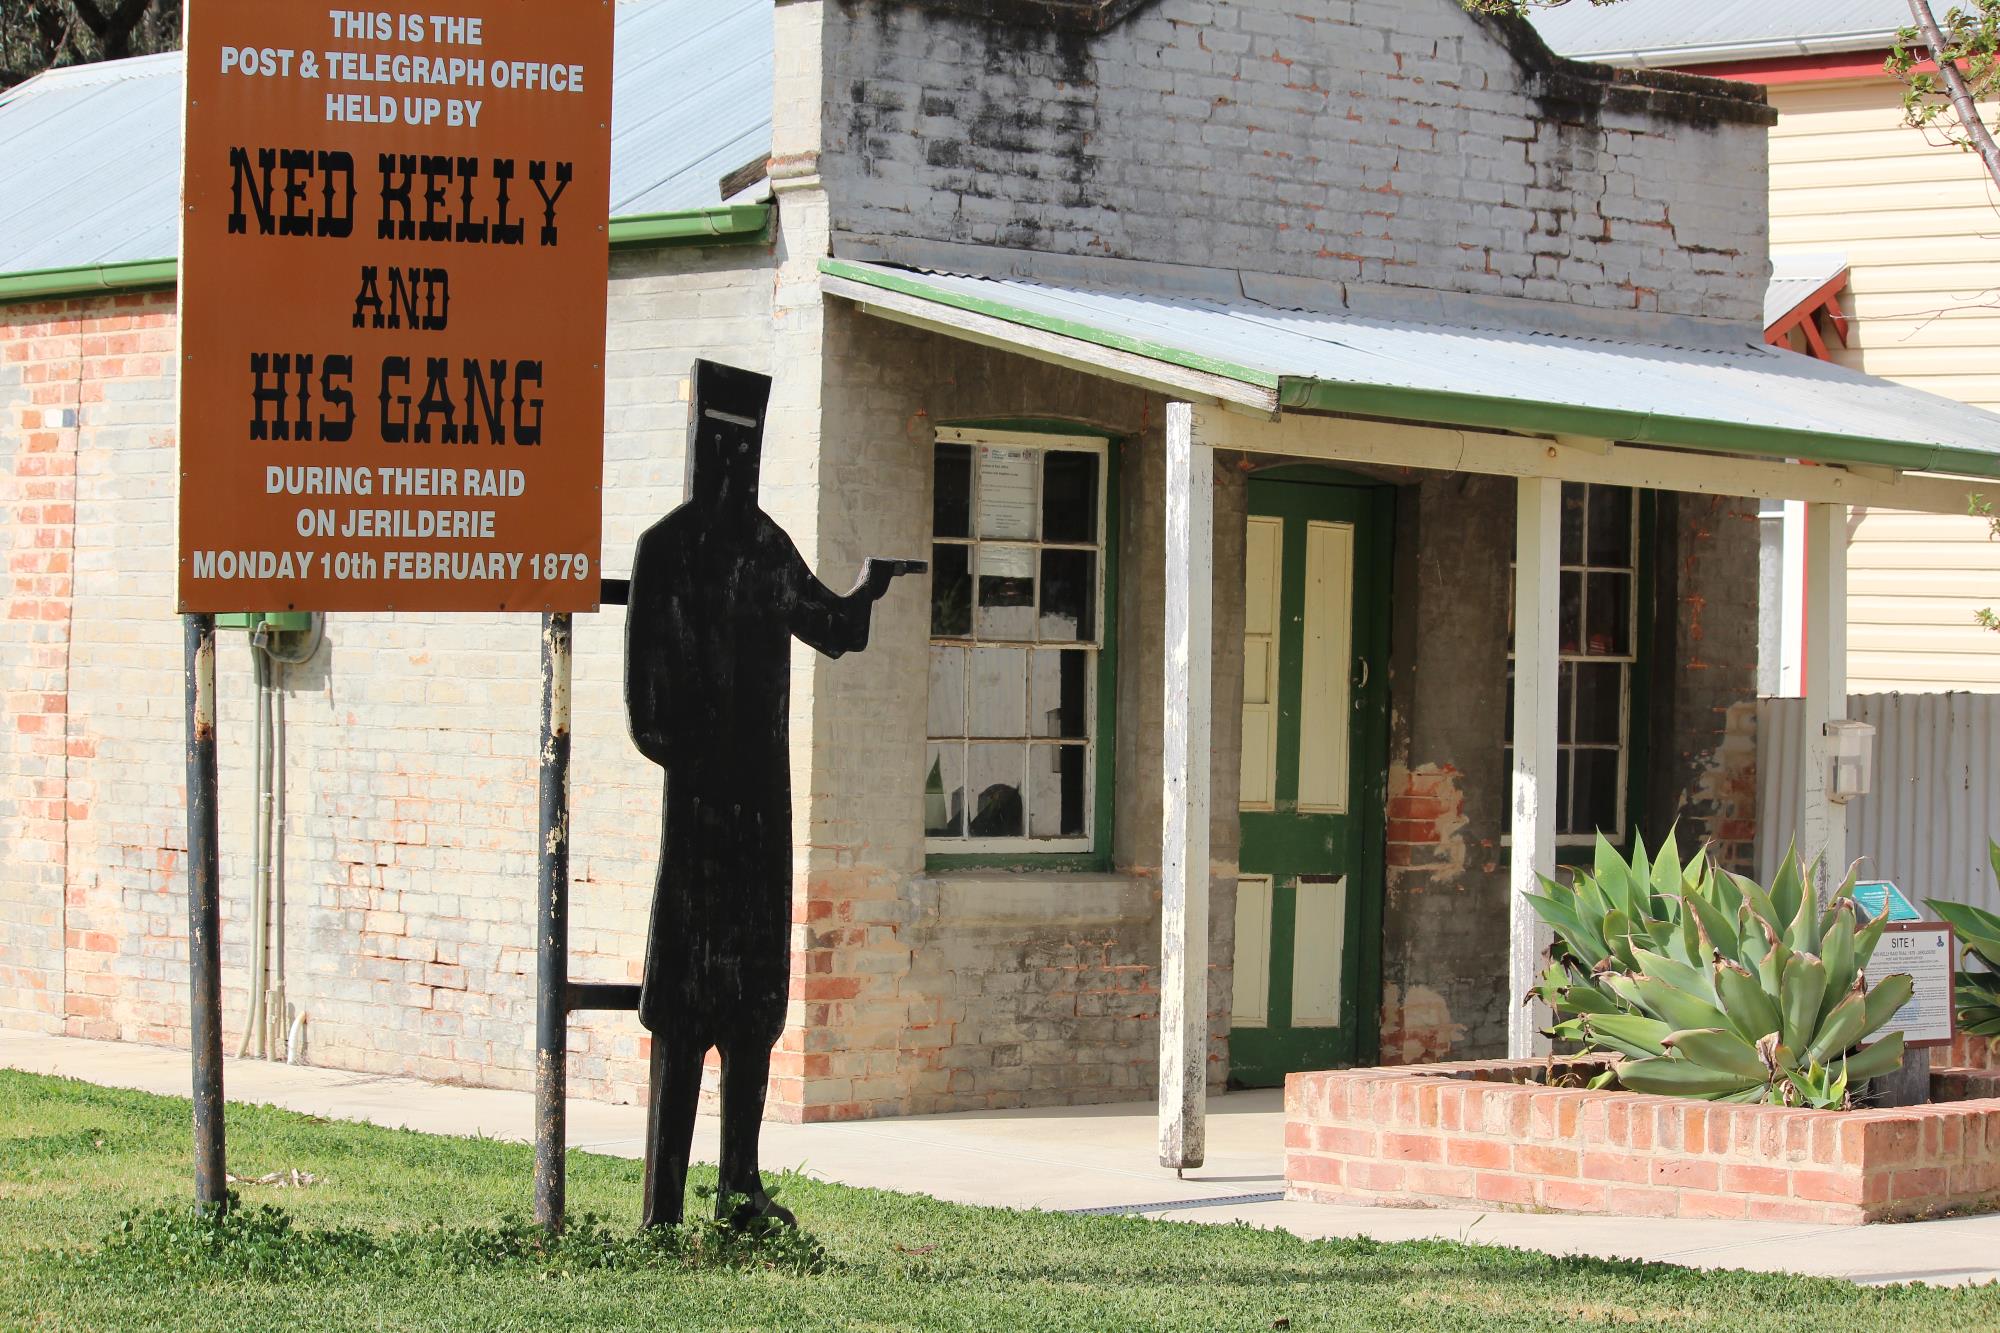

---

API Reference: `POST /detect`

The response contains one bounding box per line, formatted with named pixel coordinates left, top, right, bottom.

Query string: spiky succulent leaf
left=1780, top=953, right=1829, bottom=1053
left=1661, top=1027, right=1767, bottom=1082
left=1624, top=974, right=1732, bottom=1033
left=1732, top=871, right=1785, bottom=948
left=1683, top=891, right=1739, bottom=964
left=1786, top=873, right=1821, bottom=955
left=1601, top=908, right=1639, bottom=972
left=1631, top=946, right=1717, bottom=1008
left=1841, top=1032, right=1905, bottom=1083
left=1859, top=971, right=1915, bottom=1036
left=1768, top=845, right=1806, bottom=939
left=1614, top=1056, right=1762, bottom=1100
left=1804, top=985, right=1868, bottom=1067
left=1580, top=1012, right=1673, bottom=1060
left=1819, top=912, right=1858, bottom=1025
left=1713, top=958, right=1781, bottom=1043
left=1929, top=898, right=2000, bottom=971
left=1853, top=909, right=1889, bottom=973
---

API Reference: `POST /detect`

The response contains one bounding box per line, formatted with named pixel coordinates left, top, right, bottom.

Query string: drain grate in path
left=1061, top=1191, right=1285, bottom=1217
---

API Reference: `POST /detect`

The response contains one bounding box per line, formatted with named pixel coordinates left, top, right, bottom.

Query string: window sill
left=919, top=868, right=1153, bottom=927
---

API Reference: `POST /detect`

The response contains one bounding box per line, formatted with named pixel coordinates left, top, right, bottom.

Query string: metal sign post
left=533, top=613, right=573, bottom=1231
left=182, top=613, right=226, bottom=1206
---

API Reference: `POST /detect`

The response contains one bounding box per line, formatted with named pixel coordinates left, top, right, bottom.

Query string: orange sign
left=177, top=0, right=613, bottom=612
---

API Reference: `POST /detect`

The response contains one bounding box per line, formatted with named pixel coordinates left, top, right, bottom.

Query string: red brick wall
left=1289, top=1058, right=2000, bottom=1225
left=1, top=292, right=178, bottom=1038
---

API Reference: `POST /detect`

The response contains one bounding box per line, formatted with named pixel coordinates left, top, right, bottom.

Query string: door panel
left=1297, top=521, right=1354, bottom=813
left=1290, top=877, right=1346, bottom=1028
left=1230, top=478, right=1390, bottom=1087
left=1239, top=516, right=1283, bottom=812
left=1231, top=875, right=1273, bottom=1029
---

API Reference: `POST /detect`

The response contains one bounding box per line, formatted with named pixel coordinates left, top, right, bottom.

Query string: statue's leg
left=641, top=1027, right=704, bottom=1228
left=716, top=1038, right=796, bottom=1228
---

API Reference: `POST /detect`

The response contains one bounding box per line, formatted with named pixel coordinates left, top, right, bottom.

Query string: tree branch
left=1909, top=0, right=2000, bottom=189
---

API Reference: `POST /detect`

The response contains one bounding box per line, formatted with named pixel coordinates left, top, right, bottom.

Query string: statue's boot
left=723, top=1183, right=798, bottom=1230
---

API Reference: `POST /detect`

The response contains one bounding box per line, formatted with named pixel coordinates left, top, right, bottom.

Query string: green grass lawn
left=2, top=1069, right=1998, bottom=1331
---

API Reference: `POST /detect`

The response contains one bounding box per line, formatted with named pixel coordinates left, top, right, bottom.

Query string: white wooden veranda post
left=1160, top=401, right=1211, bottom=1169
left=1800, top=501, right=1849, bottom=895
left=1509, top=476, right=1560, bottom=1060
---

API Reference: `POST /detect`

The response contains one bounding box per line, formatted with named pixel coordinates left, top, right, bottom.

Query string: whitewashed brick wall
left=818, top=0, right=1772, bottom=324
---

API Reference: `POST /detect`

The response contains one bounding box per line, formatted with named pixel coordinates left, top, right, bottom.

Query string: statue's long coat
left=625, top=504, right=872, bottom=1045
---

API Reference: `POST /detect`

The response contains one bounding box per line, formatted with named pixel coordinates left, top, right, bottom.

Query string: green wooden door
left=1229, top=475, right=1391, bottom=1087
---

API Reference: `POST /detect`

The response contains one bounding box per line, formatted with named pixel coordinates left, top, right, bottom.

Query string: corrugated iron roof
left=821, top=258, right=2000, bottom=476
left=1765, top=252, right=1849, bottom=331
left=0, top=0, right=772, bottom=276
left=1530, top=0, right=1908, bottom=63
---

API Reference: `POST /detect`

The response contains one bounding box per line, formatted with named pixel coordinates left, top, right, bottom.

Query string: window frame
left=923, top=423, right=1120, bottom=872
left=1505, top=483, right=1655, bottom=850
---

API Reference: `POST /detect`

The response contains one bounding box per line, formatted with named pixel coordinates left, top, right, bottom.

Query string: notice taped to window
left=177, top=1, right=613, bottom=612
left=1875, top=922, right=1957, bottom=1049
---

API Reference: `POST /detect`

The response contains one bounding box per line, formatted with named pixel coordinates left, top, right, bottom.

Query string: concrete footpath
left=5, top=1028, right=1998, bottom=1289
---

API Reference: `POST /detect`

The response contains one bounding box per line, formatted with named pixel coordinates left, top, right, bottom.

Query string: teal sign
left=1853, top=880, right=1921, bottom=923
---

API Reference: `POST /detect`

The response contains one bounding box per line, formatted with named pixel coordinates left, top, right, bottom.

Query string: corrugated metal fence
left=1758, top=693, right=2000, bottom=914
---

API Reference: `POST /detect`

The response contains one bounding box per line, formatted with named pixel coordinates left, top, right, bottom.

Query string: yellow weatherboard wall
left=1768, top=77, right=2000, bottom=692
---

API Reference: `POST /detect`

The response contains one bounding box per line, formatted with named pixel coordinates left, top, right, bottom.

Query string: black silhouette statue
left=625, top=360, right=922, bottom=1229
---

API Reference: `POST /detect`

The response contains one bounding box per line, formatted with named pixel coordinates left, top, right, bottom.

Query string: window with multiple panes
left=1506, top=482, right=1641, bottom=845
left=925, top=429, right=1108, bottom=855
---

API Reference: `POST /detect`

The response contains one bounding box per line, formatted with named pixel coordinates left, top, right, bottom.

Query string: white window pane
left=1028, top=743, right=1087, bottom=838
left=977, top=446, right=1038, bottom=539
left=968, top=743, right=1026, bottom=837
left=928, top=646, right=967, bottom=738
left=976, top=544, right=1037, bottom=640
left=969, top=647, right=1028, bottom=737
left=924, top=743, right=966, bottom=838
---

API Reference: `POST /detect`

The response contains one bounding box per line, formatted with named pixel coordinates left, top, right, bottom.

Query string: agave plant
left=1526, top=831, right=1910, bottom=1108
left=1926, top=839, right=2000, bottom=1038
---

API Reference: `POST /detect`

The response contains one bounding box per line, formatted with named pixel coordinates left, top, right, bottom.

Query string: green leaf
left=1768, top=844, right=1806, bottom=939
left=1780, top=954, right=1829, bottom=1053
left=1581, top=1013, right=1673, bottom=1060
left=1786, top=873, right=1821, bottom=956
left=1631, top=946, right=1717, bottom=1007
left=1732, top=871, right=1784, bottom=944
left=1683, top=891, right=1739, bottom=964
left=1624, top=974, right=1733, bottom=1033
left=1854, top=910, right=1889, bottom=973
left=1842, top=1032, right=1905, bottom=1083
left=1614, top=1056, right=1762, bottom=1100
left=1819, top=913, right=1858, bottom=1025
left=1713, top=958, right=1781, bottom=1043
left=1860, top=972, right=1914, bottom=1036
left=1600, top=907, right=1640, bottom=973
left=1929, top=899, right=2000, bottom=969
left=1805, top=986, right=1868, bottom=1067
left=1661, top=1027, right=1768, bottom=1082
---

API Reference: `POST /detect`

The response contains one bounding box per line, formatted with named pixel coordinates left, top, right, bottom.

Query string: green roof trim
left=819, top=257, right=1282, bottom=390
left=0, top=205, right=773, bottom=306
left=0, top=258, right=179, bottom=302
left=1279, top=378, right=1998, bottom=480
left=608, top=203, right=771, bottom=249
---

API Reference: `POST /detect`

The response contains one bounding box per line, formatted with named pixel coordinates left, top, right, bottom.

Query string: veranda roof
left=820, top=258, right=2000, bottom=481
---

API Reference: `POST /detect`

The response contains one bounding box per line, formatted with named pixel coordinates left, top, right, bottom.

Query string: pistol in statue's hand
left=860, top=557, right=928, bottom=601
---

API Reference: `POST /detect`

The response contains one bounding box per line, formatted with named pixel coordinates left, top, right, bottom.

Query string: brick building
left=7, top=0, right=1999, bottom=1134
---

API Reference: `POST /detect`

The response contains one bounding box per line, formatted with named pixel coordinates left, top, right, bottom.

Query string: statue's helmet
left=686, top=359, right=771, bottom=508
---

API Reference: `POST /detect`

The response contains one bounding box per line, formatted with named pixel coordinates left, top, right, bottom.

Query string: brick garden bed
left=1286, top=1056, right=2000, bottom=1224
